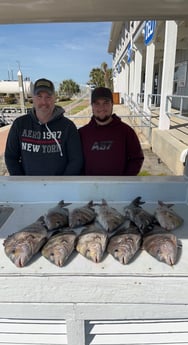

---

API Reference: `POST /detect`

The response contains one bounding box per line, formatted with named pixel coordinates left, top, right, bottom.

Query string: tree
left=88, top=62, right=113, bottom=90
left=88, top=68, right=105, bottom=88
left=59, top=79, right=80, bottom=98
left=101, top=62, right=113, bottom=90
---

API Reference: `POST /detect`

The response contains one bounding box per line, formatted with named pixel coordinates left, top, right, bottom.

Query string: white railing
left=124, top=93, right=154, bottom=143
left=147, top=93, right=161, bottom=109
left=166, top=94, right=188, bottom=119
left=137, top=92, right=188, bottom=119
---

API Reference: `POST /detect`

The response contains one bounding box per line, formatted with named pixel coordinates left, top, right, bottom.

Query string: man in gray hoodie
left=5, top=78, right=83, bottom=175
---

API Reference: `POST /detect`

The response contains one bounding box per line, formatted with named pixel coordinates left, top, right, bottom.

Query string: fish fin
left=58, top=200, right=72, bottom=207
left=132, top=196, right=145, bottom=207
left=87, top=200, right=94, bottom=207
left=158, top=200, right=174, bottom=208
left=37, top=215, right=45, bottom=223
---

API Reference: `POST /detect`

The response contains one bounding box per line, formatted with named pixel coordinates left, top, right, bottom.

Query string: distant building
left=0, top=79, right=33, bottom=98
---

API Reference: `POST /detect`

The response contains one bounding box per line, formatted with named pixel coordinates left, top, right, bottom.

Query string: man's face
left=33, top=91, right=55, bottom=118
left=92, top=98, right=113, bottom=123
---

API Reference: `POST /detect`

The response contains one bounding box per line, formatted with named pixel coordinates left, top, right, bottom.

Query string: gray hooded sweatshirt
left=5, top=105, right=83, bottom=175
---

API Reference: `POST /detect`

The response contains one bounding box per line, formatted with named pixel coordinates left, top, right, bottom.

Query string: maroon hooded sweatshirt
left=79, top=114, right=144, bottom=176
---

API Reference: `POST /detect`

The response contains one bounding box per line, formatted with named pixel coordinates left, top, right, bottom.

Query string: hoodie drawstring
left=45, top=123, right=63, bottom=157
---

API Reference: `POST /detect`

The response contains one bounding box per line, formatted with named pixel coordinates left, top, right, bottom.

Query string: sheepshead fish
left=142, top=228, right=181, bottom=266
left=43, top=200, right=71, bottom=230
left=76, top=222, right=108, bottom=263
left=154, top=200, right=184, bottom=231
left=69, top=201, right=96, bottom=228
left=107, top=225, right=142, bottom=264
left=3, top=217, right=48, bottom=267
left=42, top=228, right=77, bottom=267
left=95, top=199, right=125, bottom=233
left=124, top=196, right=155, bottom=235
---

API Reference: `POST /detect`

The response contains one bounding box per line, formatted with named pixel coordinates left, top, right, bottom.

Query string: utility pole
left=17, top=66, right=25, bottom=114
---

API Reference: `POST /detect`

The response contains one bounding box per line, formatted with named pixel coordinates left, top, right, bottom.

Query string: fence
left=1, top=94, right=188, bottom=145
left=0, top=107, right=28, bottom=126
left=137, top=92, right=188, bottom=119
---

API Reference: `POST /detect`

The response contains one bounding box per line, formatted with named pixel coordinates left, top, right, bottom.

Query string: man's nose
left=40, top=97, right=49, bottom=104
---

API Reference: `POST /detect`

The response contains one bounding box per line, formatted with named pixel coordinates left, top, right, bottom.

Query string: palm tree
left=101, top=62, right=113, bottom=90
left=59, top=79, right=80, bottom=98
left=89, top=68, right=105, bottom=87
left=88, top=63, right=113, bottom=90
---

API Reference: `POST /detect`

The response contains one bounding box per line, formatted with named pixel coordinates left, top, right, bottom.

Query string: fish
left=41, top=228, right=77, bottom=267
left=95, top=199, right=125, bottom=233
left=142, top=228, right=181, bottom=265
left=107, top=224, right=142, bottom=264
left=124, top=196, right=155, bottom=235
left=69, top=201, right=96, bottom=228
left=76, top=222, right=108, bottom=263
left=154, top=200, right=184, bottom=231
left=43, top=200, right=71, bottom=230
left=3, top=217, right=48, bottom=267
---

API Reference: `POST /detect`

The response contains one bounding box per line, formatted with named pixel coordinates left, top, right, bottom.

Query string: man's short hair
left=91, top=87, right=113, bottom=103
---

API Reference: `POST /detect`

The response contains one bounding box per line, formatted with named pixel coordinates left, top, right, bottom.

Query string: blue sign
left=127, top=43, right=132, bottom=64
left=144, top=20, right=156, bottom=46
left=117, top=63, right=121, bottom=73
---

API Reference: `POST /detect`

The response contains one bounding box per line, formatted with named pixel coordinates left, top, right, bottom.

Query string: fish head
left=143, top=233, right=178, bottom=266
left=76, top=241, right=104, bottom=263
left=134, top=211, right=155, bottom=232
left=108, top=234, right=140, bottom=264
left=85, top=242, right=104, bottom=263
left=5, top=241, right=33, bottom=267
left=4, top=230, right=47, bottom=267
left=69, top=207, right=95, bottom=228
left=44, top=213, right=68, bottom=230
left=69, top=209, right=84, bottom=228
left=113, top=245, right=132, bottom=264
left=42, top=231, right=76, bottom=267
left=69, top=216, right=81, bottom=228
left=156, top=210, right=183, bottom=231
left=156, top=240, right=178, bottom=266
left=42, top=244, right=69, bottom=267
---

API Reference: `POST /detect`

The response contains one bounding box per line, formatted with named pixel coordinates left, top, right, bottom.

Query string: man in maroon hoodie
left=79, top=87, right=144, bottom=176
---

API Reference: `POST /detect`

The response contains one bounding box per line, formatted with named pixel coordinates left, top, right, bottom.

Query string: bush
left=58, top=96, right=71, bottom=102
left=4, top=96, right=17, bottom=104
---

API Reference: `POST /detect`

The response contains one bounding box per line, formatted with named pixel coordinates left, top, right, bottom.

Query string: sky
left=0, top=22, right=112, bottom=89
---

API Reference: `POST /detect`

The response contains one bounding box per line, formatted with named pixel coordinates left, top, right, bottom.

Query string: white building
left=0, top=79, right=33, bottom=98
left=108, top=20, right=188, bottom=130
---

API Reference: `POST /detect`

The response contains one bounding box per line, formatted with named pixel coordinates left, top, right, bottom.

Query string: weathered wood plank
left=1, top=276, right=188, bottom=305
left=89, top=332, right=188, bottom=344
left=89, top=320, right=188, bottom=333
left=0, top=303, right=74, bottom=320
left=67, top=320, right=85, bottom=345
